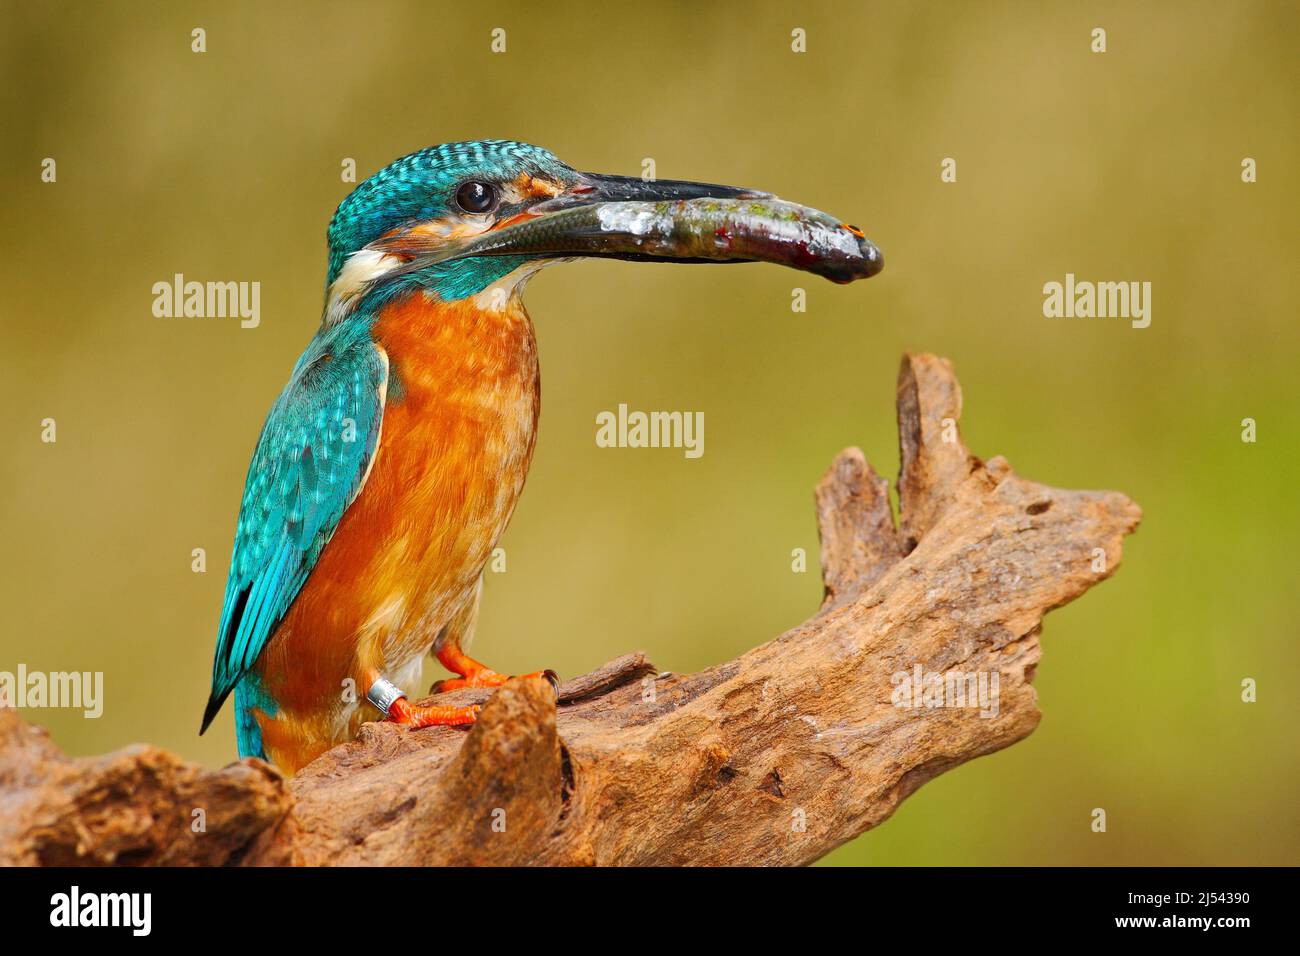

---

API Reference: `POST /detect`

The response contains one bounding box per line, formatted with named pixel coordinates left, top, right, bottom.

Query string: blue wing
left=201, top=323, right=388, bottom=735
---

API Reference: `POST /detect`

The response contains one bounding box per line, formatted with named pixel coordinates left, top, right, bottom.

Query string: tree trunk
left=0, top=353, right=1141, bottom=866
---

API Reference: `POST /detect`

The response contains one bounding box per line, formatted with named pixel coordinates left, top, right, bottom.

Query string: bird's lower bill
left=449, top=174, right=884, bottom=284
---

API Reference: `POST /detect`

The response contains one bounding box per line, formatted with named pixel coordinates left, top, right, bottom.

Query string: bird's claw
left=384, top=695, right=480, bottom=729
left=429, top=668, right=560, bottom=700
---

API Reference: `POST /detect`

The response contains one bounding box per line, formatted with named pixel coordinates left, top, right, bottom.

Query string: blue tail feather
left=233, top=674, right=275, bottom=761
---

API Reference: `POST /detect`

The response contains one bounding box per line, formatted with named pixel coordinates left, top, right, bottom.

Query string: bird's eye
left=455, top=181, right=498, bottom=214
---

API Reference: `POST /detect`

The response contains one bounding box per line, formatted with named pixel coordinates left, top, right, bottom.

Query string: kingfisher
left=200, top=140, right=882, bottom=774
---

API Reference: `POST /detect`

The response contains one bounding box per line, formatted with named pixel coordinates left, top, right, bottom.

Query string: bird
left=200, top=140, right=882, bottom=774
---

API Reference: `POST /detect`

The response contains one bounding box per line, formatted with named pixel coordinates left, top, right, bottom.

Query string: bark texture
left=0, top=353, right=1141, bottom=866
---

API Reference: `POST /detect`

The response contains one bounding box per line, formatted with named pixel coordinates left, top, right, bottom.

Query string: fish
left=440, top=196, right=884, bottom=284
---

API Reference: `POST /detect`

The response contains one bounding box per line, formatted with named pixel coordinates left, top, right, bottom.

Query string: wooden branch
left=0, top=353, right=1140, bottom=866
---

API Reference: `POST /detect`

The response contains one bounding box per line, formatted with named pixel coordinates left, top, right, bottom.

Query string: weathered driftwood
left=0, top=353, right=1140, bottom=866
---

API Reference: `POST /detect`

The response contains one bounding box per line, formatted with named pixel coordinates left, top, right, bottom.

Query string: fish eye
left=455, top=180, right=498, bottom=214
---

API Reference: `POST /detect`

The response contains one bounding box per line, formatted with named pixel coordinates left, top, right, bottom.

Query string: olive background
left=2, top=0, right=1297, bottom=865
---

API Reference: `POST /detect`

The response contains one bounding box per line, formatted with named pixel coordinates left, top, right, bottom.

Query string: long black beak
left=566, top=171, right=771, bottom=204
left=435, top=171, right=881, bottom=284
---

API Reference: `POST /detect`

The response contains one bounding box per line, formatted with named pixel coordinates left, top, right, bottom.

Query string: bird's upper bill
left=374, top=171, right=883, bottom=285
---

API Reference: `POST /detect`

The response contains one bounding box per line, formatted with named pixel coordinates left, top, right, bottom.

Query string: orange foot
left=432, top=643, right=559, bottom=697
left=386, top=696, right=480, bottom=729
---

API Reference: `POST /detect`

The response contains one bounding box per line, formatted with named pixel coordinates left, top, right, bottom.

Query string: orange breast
left=254, top=290, right=540, bottom=717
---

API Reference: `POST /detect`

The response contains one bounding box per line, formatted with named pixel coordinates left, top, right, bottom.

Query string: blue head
left=326, top=141, right=581, bottom=303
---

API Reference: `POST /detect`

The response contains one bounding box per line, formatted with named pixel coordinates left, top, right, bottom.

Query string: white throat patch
left=324, top=249, right=403, bottom=326
left=471, top=259, right=561, bottom=312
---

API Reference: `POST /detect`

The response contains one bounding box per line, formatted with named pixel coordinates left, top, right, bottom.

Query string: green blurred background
left=2, top=0, right=1297, bottom=865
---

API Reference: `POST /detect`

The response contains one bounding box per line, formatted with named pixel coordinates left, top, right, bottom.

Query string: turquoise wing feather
left=202, top=323, right=388, bottom=734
